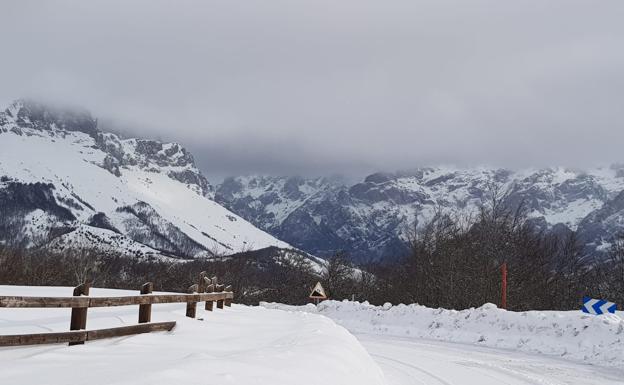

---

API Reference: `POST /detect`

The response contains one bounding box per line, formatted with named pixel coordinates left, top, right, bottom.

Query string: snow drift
left=0, top=286, right=386, bottom=385
left=262, top=300, right=624, bottom=368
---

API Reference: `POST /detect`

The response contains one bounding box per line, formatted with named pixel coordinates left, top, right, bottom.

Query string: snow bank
left=262, top=300, right=624, bottom=368
left=0, top=286, right=386, bottom=385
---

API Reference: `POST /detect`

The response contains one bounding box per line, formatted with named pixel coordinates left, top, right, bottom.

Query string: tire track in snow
left=370, top=353, right=453, bottom=385
left=371, top=358, right=429, bottom=385
left=372, top=343, right=559, bottom=385
left=358, top=334, right=623, bottom=385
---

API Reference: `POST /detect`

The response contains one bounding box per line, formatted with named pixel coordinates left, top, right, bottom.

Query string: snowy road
left=357, top=334, right=624, bottom=385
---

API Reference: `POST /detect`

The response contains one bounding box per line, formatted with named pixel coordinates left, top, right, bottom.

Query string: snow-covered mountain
left=0, top=99, right=293, bottom=260
left=215, top=167, right=624, bottom=262
left=5, top=99, right=622, bottom=264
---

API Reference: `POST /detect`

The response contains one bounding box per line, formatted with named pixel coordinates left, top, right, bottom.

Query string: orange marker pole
left=501, top=262, right=507, bottom=310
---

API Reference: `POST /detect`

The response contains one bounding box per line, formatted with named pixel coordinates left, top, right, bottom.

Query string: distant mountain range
left=0, top=99, right=324, bottom=267
left=215, top=167, right=624, bottom=262
left=2, top=99, right=623, bottom=265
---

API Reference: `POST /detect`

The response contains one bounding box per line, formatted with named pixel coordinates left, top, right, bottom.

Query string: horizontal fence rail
left=0, top=322, right=176, bottom=347
left=0, top=272, right=234, bottom=347
left=0, top=292, right=234, bottom=308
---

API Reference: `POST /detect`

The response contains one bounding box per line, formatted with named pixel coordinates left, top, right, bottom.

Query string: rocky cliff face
left=0, top=100, right=290, bottom=260
left=215, top=167, right=624, bottom=262
left=2, top=99, right=212, bottom=197
left=576, top=190, right=624, bottom=253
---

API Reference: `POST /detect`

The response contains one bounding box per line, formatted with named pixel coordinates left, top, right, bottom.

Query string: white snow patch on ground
left=0, top=286, right=386, bottom=385
left=262, top=300, right=624, bottom=368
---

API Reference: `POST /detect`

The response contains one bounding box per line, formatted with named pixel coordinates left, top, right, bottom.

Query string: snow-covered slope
left=216, top=167, right=624, bottom=261
left=0, top=286, right=386, bottom=385
left=0, top=100, right=290, bottom=259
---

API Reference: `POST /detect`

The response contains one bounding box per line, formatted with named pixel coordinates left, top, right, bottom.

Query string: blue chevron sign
left=582, top=297, right=617, bottom=315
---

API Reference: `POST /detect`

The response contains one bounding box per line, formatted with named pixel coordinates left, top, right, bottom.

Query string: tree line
left=1, top=190, right=623, bottom=310
left=0, top=246, right=318, bottom=305
left=323, top=190, right=624, bottom=311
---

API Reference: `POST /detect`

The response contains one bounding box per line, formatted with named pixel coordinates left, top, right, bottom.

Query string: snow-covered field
left=262, top=300, right=624, bottom=368
left=0, top=286, right=385, bottom=385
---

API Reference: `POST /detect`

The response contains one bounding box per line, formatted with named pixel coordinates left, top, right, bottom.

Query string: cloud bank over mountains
left=1, top=0, right=623, bottom=177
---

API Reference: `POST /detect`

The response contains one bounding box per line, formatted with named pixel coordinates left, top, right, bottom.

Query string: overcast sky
left=1, top=1, right=623, bottom=180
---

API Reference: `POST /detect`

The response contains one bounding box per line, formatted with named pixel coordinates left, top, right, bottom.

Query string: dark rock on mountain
left=0, top=100, right=293, bottom=262
left=216, top=167, right=624, bottom=262
left=114, top=202, right=207, bottom=258
left=577, top=191, right=624, bottom=252
left=0, top=182, right=76, bottom=221
left=10, top=99, right=98, bottom=137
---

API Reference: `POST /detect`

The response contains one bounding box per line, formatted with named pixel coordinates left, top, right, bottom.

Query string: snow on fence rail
left=0, top=272, right=234, bottom=347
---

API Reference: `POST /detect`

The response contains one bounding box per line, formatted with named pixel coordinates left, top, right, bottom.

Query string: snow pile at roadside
left=0, top=286, right=386, bottom=385
left=261, top=300, right=624, bottom=367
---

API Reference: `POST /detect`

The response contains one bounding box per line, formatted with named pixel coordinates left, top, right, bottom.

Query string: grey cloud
left=1, top=0, right=623, bottom=181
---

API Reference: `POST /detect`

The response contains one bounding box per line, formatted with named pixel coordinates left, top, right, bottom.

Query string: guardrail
left=0, top=272, right=234, bottom=347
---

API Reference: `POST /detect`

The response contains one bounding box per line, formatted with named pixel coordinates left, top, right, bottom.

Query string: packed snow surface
left=360, top=334, right=624, bottom=385
left=0, top=286, right=386, bottom=385
left=262, top=300, right=624, bottom=368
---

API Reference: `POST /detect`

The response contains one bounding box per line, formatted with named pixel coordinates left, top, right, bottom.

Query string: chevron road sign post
left=582, top=297, right=617, bottom=315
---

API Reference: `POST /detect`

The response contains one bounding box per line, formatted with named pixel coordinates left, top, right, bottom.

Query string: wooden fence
left=0, top=272, right=234, bottom=347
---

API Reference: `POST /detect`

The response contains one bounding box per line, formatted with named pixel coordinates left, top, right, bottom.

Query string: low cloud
left=1, top=0, right=623, bottom=180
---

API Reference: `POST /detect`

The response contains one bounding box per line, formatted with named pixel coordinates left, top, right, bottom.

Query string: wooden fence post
left=224, top=285, right=232, bottom=307
left=205, top=283, right=214, bottom=311
left=138, top=282, right=153, bottom=323
left=202, top=276, right=211, bottom=309
left=198, top=272, right=207, bottom=293
left=186, top=284, right=198, bottom=318
left=69, top=281, right=90, bottom=346
left=216, top=284, right=225, bottom=309
left=211, top=276, right=219, bottom=310
left=198, top=272, right=208, bottom=312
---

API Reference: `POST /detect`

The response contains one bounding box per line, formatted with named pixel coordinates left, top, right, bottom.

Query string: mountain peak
left=3, top=98, right=98, bottom=137
left=215, top=167, right=624, bottom=261
left=0, top=100, right=292, bottom=259
left=1, top=100, right=213, bottom=197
